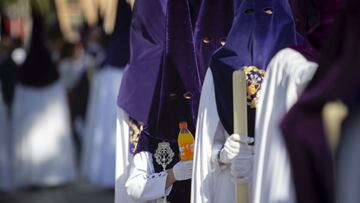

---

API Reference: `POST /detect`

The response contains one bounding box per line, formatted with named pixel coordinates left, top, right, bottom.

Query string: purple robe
left=280, top=0, right=360, bottom=202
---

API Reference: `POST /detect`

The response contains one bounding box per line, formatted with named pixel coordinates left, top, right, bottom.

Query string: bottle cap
left=179, top=121, right=188, bottom=129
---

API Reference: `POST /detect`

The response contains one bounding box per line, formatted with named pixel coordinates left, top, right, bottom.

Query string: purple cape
left=19, top=9, right=59, bottom=87
left=103, top=0, right=132, bottom=69
left=210, top=0, right=302, bottom=135
left=281, top=0, right=360, bottom=202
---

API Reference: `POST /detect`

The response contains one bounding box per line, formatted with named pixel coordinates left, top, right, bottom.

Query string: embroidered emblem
left=154, top=142, right=175, bottom=171
left=243, top=66, right=266, bottom=108
left=129, top=118, right=144, bottom=154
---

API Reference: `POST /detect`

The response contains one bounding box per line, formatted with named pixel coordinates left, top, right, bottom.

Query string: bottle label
left=179, top=143, right=194, bottom=160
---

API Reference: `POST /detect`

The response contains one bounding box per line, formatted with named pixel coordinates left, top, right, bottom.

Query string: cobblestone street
left=0, top=183, right=114, bottom=203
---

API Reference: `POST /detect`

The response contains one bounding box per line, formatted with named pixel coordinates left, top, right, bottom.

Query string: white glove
left=219, top=134, right=254, bottom=164
left=172, top=161, right=193, bottom=181
left=230, top=145, right=254, bottom=184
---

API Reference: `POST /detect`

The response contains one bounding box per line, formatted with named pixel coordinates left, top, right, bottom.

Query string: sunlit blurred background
left=1, top=0, right=125, bottom=41
left=0, top=0, right=134, bottom=202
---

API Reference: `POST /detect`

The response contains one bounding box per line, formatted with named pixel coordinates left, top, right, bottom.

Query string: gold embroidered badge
left=243, top=66, right=266, bottom=108
left=129, top=118, right=144, bottom=154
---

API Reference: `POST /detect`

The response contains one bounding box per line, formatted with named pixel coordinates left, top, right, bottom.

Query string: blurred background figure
left=0, top=7, right=22, bottom=193
left=0, top=66, right=12, bottom=193
left=81, top=14, right=106, bottom=72
left=58, top=42, right=87, bottom=92
left=0, top=0, right=129, bottom=202
left=64, top=9, right=107, bottom=161
left=59, top=40, right=92, bottom=162
left=81, top=0, right=131, bottom=188
left=11, top=4, right=76, bottom=189
left=0, top=36, right=21, bottom=115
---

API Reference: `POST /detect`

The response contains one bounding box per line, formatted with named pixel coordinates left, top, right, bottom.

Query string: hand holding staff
left=233, top=69, right=250, bottom=203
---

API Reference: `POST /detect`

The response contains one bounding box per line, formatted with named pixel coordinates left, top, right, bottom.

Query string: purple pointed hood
left=210, top=0, right=302, bottom=135
left=103, top=0, right=132, bottom=68
left=193, top=0, right=234, bottom=83
left=19, top=8, right=59, bottom=87
left=117, top=0, right=167, bottom=123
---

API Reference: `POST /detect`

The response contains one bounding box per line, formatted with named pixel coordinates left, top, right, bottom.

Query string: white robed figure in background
left=0, top=32, right=26, bottom=192
left=0, top=86, right=12, bottom=191
left=81, top=66, right=123, bottom=187
left=191, top=0, right=301, bottom=202
left=11, top=7, right=76, bottom=189
left=81, top=0, right=132, bottom=187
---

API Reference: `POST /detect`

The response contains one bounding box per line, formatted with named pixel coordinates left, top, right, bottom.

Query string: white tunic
left=115, top=108, right=171, bottom=203
left=191, top=70, right=235, bottom=203
left=0, top=87, right=12, bottom=191
left=81, top=66, right=123, bottom=187
left=125, top=151, right=172, bottom=203
left=253, top=48, right=318, bottom=203
left=115, top=108, right=136, bottom=203
left=11, top=81, right=76, bottom=189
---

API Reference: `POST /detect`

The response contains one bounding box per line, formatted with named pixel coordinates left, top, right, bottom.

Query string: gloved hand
left=230, top=145, right=254, bottom=184
left=172, top=161, right=193, bottom=181
left=219, top=134, right=254, bottom=164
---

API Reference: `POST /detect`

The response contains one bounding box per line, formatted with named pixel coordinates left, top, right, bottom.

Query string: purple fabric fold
left=290, top=0, right=339, bottom=62
left=281, top=0, right=360, bottom=202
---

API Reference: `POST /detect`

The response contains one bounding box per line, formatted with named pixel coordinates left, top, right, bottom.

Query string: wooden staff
left=233, top=69, right=249, bottom=203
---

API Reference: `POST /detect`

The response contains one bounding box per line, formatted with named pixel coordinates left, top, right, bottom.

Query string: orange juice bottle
left=178, top=121, right=195, bottom=161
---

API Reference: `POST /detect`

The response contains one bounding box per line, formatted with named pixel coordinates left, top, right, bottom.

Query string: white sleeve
left=210, top=121, right=229, bottom=171
left=115, top=108, right=136, bottom=203
left=125, top=151, right=172, bottom=202
left=192, top=70, right=235, bottom=203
